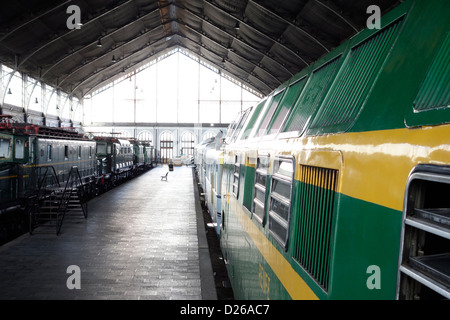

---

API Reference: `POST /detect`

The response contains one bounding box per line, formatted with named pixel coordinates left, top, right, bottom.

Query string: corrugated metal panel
left=282, top=57, right=341, bottom=134
left=293, top=165, right=338, bottom=292
left=413, top=31, right=450, bottom=111
left=310, top=19, right=403, bottom=131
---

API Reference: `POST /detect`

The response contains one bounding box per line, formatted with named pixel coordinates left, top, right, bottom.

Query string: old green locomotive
left=0, top=116, right=155, bottom=241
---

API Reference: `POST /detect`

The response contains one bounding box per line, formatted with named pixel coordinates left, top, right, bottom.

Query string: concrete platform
left=0, top=165, right=216, bottom=300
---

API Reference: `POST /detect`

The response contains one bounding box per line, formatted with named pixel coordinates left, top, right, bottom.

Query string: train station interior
left=1, top=0, right=449, bottom=304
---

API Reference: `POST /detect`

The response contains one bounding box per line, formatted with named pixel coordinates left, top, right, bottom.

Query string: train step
left=29, top=185, right=88, bottom=235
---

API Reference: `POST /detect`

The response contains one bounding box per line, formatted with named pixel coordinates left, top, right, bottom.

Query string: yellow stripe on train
left=229, top=195, right=319, bottom=300
left=0, top=175, right=30, bottom=180
left=266, top=125, right=450, bottom=212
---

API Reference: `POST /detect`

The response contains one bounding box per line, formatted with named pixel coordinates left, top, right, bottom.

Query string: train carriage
left=94, top=136, right=115, bottom=191
left=195, top=137, right=216, bottom=191
left=131, top=140, right=156, bottom=171
left=210, top=0, right=450, bottom=300
left=113, top=139, right=134, bottom=176
left=132, top=140, right=145, bottom=171
left=0, top=117, right=157, bottom=242
left=0, top=120, right=97, bottom=209
left=204, top=148, right=224, bottom=236
left=94, top=136, right=136, bottom=189
left=0, top=129, right=31, bottom=210
left=143, top=143, right=156, bottom=169
left=33, top=136, right=96, bottom=188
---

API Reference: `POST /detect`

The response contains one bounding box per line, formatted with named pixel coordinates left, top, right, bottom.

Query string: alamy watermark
left=66, top=265, right=81, bottom=289
left=66, top=5, right=82, bottom=30
left=367, top=5, right=381, bottom=30
left=366, top=265, right=381, bottom=290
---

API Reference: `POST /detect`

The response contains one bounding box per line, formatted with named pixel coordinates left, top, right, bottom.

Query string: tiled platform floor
left=0, top=165, right=216, bottom=300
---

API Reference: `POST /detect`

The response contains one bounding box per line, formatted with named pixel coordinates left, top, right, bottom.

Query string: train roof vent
left=281, top=56, right=341, bottom=136
left=405, top=31, right=450, bottom=127
left=265, top=77, right=307, bottom=136
left=413, top=31, right=450, bottom=112
left=307, top=19, right=403, bottom=135
left=241, top=99, right=266, bottom=140
left=254, top=91, right=285, bottom=137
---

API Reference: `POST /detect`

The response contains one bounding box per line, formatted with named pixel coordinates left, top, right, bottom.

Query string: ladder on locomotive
left=29, top=166, right=88, bottom=235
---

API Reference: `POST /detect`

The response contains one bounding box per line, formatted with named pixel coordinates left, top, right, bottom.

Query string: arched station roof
left=0, top=0, right=401, bottom=99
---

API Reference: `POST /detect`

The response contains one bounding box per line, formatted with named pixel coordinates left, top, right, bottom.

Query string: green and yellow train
left=197, top=0, right=449, bottom=299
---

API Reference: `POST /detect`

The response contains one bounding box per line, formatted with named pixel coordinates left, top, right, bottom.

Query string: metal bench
left=161, top=172, right=168, bottom=181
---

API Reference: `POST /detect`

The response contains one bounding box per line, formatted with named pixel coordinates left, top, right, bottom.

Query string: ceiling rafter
left=313, top=0, right=359, bottom=32
left=248, top=0, right=330, bottom=53
left=58, top=22, right=170, bottom=87
left=181, top=23, right=282, bottom=88
left=181, top=26, right=281, bottom=89
left=0, top=0, right=403, bottom=100
left=176, top=2, right=293, bottom=78
left=18, top=0, right=135, bottom=69
left=0, top=0, right=73, bottom=42
left=41, top=6, right=166, bottom=79
left=204, top=0, right=310, bottom=67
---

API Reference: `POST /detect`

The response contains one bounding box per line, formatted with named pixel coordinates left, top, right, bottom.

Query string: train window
left=397, top=166, right=450, bottom=300
left=252, top=156, right=269, bottom=224
left=268, top=156, right=294, bottom=250
left=78, top=146, right=81, bottom=159
left=255, top=91, right=285, bottom=137
left=241, top=99, right=266, bottom=140
left=266, top=78, right=307, bottom=136
left=225, top=112, right=244, bottom=142
left=47, top=145, right=52, bottom=161
left=96, top=143, right=106, bottom=154
left=64, top=145, right=69, bottom=160
left=231, top=107, right=252, bottom=142
left=89, top=146, right=92, bottom=158
left=0, top=138, right=10, bottom=158
left=232, top=154, right=241, bottom=198
left=15, top=139, right=24, bottom=159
